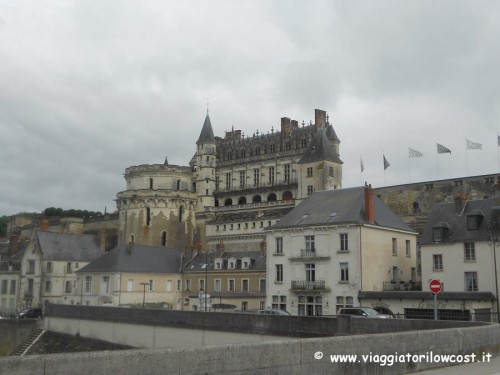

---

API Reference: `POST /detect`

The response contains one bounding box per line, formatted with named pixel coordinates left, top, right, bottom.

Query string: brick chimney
left=314, top=109, right=327, bottom=129
left=260, top=239, right=267, bottom=255
left=281, top=117, right=291, bottom=135
left=40, top=218, right=49, bottom=231
left=364, top=183, right=375, bottom=223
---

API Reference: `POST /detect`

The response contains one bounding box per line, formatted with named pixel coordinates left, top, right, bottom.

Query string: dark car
left=337, top=307, right=393, bottom=319
left=17, top=308, right=43, bottom=319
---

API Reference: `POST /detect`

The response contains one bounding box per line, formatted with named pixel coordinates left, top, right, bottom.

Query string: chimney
left=364, top=183, right=375, bottom=223
left=260, top=239, right=267, bottom=255
left=40, top=218, right=49, bottom=231
left=281, top=117, right=291, bottom=135
left=291, top=120, right=299, bottom=130
left=9, top=234, right=19, bottom=256
left=314, top=109, right=327, bottom=129
left=98, top=229, right=106, bottom=251
left=455, top=193, right=466, bottom=214
left=215, top=240, right=225, bottom=257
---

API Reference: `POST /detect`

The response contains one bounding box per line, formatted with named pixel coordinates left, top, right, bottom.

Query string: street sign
left=429, top=279, right=442, bottom=294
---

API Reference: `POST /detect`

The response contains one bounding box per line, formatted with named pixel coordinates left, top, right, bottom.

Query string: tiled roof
left=36, top=231, right=102, bottom=262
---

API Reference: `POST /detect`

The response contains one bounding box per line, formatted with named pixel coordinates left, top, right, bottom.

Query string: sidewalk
left=414, top=355, right=500, bottom=374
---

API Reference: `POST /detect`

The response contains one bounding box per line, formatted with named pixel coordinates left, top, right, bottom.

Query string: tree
left=0, top=216, right=8, bottom=237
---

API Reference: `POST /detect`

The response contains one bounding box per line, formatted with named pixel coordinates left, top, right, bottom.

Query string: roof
left=197, top=114, right=215, bottom=144
left=299, top=128, right=342, bottom=164
left=420, top=197, right=500, bottom=245
left=270, top=186, right=414, bottom=232
left=36, top=231, right=102, bottom=262
left=183, top=250, right=266, bottom=272
left=358, top=290, right=496, bottom=301
left=78, top=244, right=183, bottom=274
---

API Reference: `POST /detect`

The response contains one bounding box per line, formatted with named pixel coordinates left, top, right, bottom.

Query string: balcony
left=291, top=280, right=326, bottom=291
left=289, top=250, right=330, bottom=262
left=382, top=281, right=422, bottom=291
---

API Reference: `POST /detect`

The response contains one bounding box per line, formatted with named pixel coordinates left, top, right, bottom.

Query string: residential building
left=265, top=184, right=417, bottom=316
left=76, top=243, right=183, bottom=309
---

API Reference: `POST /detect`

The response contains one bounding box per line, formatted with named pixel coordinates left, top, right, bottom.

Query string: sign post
left=429, top=279, right=442, bottom=320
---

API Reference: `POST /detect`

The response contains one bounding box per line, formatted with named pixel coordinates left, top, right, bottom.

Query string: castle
left=116, top=108, right=343, bottom=253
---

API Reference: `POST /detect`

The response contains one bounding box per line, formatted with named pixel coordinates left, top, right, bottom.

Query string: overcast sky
left=1, top=1, right=500, bottom=216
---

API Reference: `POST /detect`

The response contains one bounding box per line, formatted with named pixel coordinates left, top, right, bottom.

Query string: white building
left=265, top=185, right=418, bottom=316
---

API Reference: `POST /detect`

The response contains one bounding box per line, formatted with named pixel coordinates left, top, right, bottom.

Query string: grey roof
left=358, top=290, right=496, bottom=301
left=325, top=124, right=340, bottom=143
left=183, top=250, right=266, bottom=272
left=78, top=244, right=183, bottom=274
left=197, top=114, right=215, bottom=144
left=298, top=128, right=342, bottom=164
left=36, top=231, right=103, bottom=262
left=270, top=187, right=414, bottom=232
left=420, top=197, right=500, bottom=245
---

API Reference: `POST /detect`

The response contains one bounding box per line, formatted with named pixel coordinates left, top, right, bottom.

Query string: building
left=181, top=249, right=266, bottom=312
left=76, top=243, right=183, bottom=309
left=265, top=184, right=418, bottom=316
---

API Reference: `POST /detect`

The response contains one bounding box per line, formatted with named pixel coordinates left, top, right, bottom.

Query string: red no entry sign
left=429, top=279, right=442, bottom=294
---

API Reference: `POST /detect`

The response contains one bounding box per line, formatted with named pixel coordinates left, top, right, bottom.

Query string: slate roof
left=299, top=128, right=343, bottom=164
left=197, top=114, right=215, bottom=144
left=270, top=186, right=414, bottom=232
left=183, top=250, right=265, bottom=272
left=358, top=290, right=496, bottom=300
left=78, top=243, right=182, bottom=274
left=36, top=231, right=102, bottom=262
left=420, top=197, right=500, bottom=245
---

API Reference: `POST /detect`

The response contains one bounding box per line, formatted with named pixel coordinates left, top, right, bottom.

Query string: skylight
left=301, top=214, right=310, bottom=219
left=329, top=211, right=338, bottom=218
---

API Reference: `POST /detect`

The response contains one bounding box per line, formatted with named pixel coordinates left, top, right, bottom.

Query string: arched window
left=252, top=195, right=261, bottom=203
left=267, top=193, right=277, bottom=202
left=192, top=182, right=196, bottom=192
left=282, top=191, right=293, bottom=201
left=176, top=179, right=181, bottom=190
left=238, top=196, right=247, bottom=205
left=161, top=231, right=167, bottom=246
left=224, top=198, right=233, bottom=206
left=215, top=199, right=219, bottom=207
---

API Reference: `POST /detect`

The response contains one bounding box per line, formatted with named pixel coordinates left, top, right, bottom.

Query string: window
left=242, top=279, right=249, bottom=292
left=228, top=279, right=235, bottom=292
left=253, top=169, right=260, bottom=187
left=467, top=216, right=480, bottom=230
left=406, top=240, right=411, bottom=257
left=84, top=276, right=92, bottom=293
left=66, top=262, right=72, bottom=273
left=1, top=280, right=7, bottom=294
left=284, top=164, right=291, bottom=183
left=433, top=254, right=443, bottom=271
left=392, top=238, right=398, bottom=256
left=260, top=278, right=266, bottom=292
left=10, top=280, right=16, bottom=295
left=307, top=167, right=313, bottom=177
left=199, top=279, right=205, bottom=291
left=65, top=281, right=71, bottom=293
left=166, top=280, right=173, bottom=292
left=298, top=295, right=322, bottom=316
left=225, top=173, right=231, bottom=190
left=465, top=272, right=478, bottom=291
left=185, top=279, right=191, bottom=291
left=272, top=295, right=287, bottom=310
left=161, top=231, right=167, bottom=246
left=27, top=260, right=35, bottom=274
left=305, top=235, right=315, bottom=252
left=242, top=301, right=248, bottom=311
left=329, top=167, right=334, bottom=177
left=239, top=171, right=246, bottom=188
left=301, top=139, right=307, bottom=148
left=285, top=142, right=290, bottom=151
left=276, top=264, right=283, bottom=282
left=268, top=167, right=275, bottom=185
left=27, top=279, right=34, bottom=294
left=46, top=262, right=52, bottom=273
left=464, top=242, right=476, bottom=261
left=305, top=264, right=315, bottom=282
left=276, top=237, right=283, bottom=254
left=214, top=279, right=221, bottom=292
left=260, top=301, right=265, bottom=310
left=146, top=207, right=151, bottom=226
left=215, top=176, right=220, bottom=191
left=176, top=280, right=181, bottom=291
left=307, top=185, right=314, bottom=195
left=340, top=263, right=349, bottom=282
left=127, top=279, right=133, bottom=292
left=340, top=233, right=348, bottom=251
left=101, top=276, right=110, bottom=294
left=336, top=296, right=354, bottom=313
left=433, top=228, right=444, bottom=242
left=255, top=147, right=260, bottom=155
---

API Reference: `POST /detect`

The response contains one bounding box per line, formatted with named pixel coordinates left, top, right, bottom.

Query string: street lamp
left=140, top=282, right=150, bottom=308
left=487, top=220, right=500, bottom=322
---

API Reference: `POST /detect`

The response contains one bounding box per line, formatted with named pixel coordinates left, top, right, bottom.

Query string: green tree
left=0, top=216, right=8, bottom=237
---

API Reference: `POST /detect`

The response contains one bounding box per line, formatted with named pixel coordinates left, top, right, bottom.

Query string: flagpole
left=497, top=133, right=500, bottom=172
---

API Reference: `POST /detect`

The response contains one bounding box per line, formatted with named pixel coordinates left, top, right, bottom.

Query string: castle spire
left=197, top=113, right=215, bottom=145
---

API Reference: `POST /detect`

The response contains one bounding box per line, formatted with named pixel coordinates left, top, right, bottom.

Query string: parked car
left=17, top=308, right=43, bottom=319
left=337, top=307, right=393, bottom=319
left=258, top=309, right=291, bottom=316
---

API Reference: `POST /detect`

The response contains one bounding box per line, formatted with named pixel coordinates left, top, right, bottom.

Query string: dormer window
left=432, top=222, right=449, bottom=242
left=466, top=211, right=483, bottom=230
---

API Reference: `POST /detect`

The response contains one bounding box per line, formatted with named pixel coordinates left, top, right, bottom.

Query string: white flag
left=466, top=139, right=482, bottom=150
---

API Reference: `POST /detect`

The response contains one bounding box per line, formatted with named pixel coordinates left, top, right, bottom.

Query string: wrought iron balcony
left=382, top=281, right=422, bottom=291
left=291, top=280, right=326, bottom=291
left=300, top=249, right=316, bottom=258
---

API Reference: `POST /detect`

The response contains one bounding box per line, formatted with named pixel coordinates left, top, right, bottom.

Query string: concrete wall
left=1, top=323, right=500, bottom=375
left=0, top=320, right=38, bottom=356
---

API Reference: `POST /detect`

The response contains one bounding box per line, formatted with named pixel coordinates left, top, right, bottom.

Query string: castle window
left=284, top=164, right=291, bottom=183
left=179, top=206, right=183, bottom=223
left=268, top=167, right=275, bottom=185
left=239, top=171, right=246, bottom=188
left=225, top=173, right=231, bottom=190
left=252, top=195, right=261, bottom=203
left=149, top=178, right=153, bottom=189
left=224, top=198, right=233, bottom=206
left=270, top=144, right=276, bottom=153
left=146, top=207, right=151, bottom=226
left=300, top=139, right=307, bottom=148
left=307, top=185, right=314, bottom=195
left=253, top=169, right=260, bottom=187
left=329, top=167, right=334, bottom=177
left=161, top=231, right=167, bottom=246
left=238, top=196, right=247, bottom=205
left=307, top=167, right=313, bottom=177
left=176, top=179, right=181, bottom=190
left=285, top=142, right=290, bottom=151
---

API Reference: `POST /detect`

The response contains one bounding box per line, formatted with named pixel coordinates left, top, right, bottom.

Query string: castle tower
left=195, top=113, right=216, bottom=212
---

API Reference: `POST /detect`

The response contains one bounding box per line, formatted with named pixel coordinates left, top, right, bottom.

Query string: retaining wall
left=0, top=320, right=38, bottom=356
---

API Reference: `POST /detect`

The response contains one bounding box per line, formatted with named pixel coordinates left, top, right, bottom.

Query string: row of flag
left=359, top=137, right=499, bottom=172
